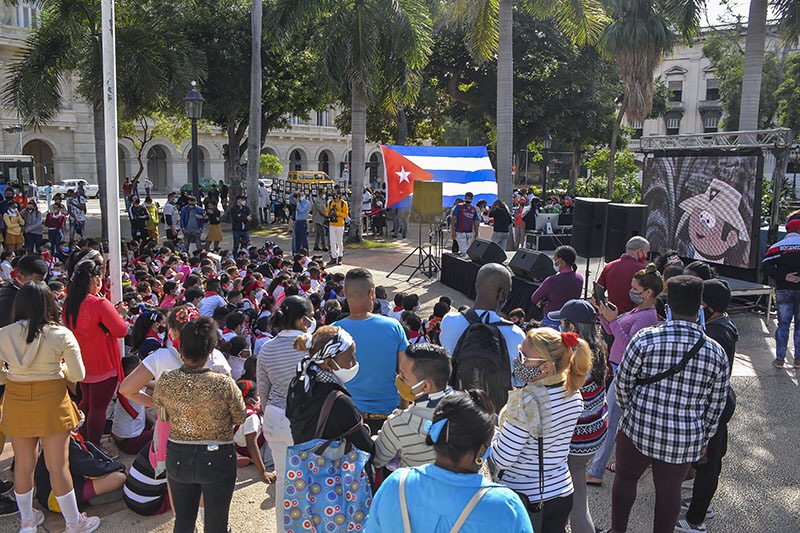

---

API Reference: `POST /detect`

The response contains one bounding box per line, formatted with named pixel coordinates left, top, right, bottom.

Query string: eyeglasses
left=517, top=348, right=547, bottom=365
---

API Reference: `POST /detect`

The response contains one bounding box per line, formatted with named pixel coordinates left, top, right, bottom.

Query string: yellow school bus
left=275, top=170, right=336, bottom=200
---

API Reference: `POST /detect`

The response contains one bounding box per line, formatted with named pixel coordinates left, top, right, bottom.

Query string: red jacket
left=65, top=294, right=128, bottom=382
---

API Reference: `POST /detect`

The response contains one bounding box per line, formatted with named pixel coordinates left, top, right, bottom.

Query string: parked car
left=180, top=177, right=225, bottom=195
left=47, top=179, right=100, bottom=199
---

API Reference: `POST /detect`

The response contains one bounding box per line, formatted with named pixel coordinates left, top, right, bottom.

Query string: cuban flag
left=381, top=145, right=497, bottom=209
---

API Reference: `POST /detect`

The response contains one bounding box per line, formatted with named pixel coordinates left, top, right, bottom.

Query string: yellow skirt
left=0, top=379, right=80, bottom=437
left=4, top=232, right=22, bottom=245
left=206, top=224, right=222, bottom=242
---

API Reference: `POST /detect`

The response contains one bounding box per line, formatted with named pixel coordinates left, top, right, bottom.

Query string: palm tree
left=448, top=0, right=605, bottom=204
left=738, top=0, right=768, bottom=131
left=274, top=0, right=432, bottom=242
left=247, top=0, right=263, bottom=227
left=601, top=0, right=702, bottom=199
left=3, top=0, right=200, bottom=239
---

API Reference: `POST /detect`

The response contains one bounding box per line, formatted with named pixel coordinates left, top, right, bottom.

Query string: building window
left=703, top=116, right=719, bottom=133
left=668, top=80, right=683, bottom=102
left=288, top=115, right=301, bottom=126
left=17, top=2, right=39, bottom=28
left=316, top=110, right=330, bottom=127
left=631, top=120, right=644, bottom=139
left=666, top=116, right=680, bottom=135
left=706, top=78, right=719, bottom=101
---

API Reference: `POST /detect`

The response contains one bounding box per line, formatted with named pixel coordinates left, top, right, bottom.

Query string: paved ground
left=0, top=197, right=797, bottom=532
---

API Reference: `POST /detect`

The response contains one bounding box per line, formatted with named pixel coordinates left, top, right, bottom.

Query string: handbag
left=284, top=391, right=372, bottom=533
left=399, top=469, right=492, bottom=532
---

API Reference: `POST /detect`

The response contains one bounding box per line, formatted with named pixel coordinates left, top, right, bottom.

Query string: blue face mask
left=666, top=306, right=705, bottom=329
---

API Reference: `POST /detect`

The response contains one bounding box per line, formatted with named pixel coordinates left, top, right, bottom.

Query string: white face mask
left=306, top=316, right=317, bottom=334
left=331, top=360, right=359, bottom=383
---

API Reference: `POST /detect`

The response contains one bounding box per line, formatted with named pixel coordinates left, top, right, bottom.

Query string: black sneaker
left=0, top=479, right=12, bottom=495
left=0, top=495, right=18, bottom=516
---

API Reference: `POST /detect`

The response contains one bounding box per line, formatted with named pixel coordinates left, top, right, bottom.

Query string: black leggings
left=527, top=493, right=573, bottom=533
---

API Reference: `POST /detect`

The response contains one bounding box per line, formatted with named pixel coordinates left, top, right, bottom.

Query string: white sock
left=55, top=490, right=80, bottom=525
left=14, top=489, right=34, bottom=521
left=198, top=506, right=205, bottom=524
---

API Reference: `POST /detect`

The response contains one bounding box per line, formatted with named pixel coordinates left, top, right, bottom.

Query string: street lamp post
left=541, top=133, right=553, bottom=199
left=3, top=124, right=23, bottom=155
left=184, top=81, right=204, bottom=201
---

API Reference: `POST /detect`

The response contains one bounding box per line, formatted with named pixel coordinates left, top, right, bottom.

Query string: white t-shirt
left=233, top=412, right=261, bottom=448
left=143, top=346, right=231, bottom=379
left=198, top=294, right=227, bottom=316
left=362, top=191, right=372, bottom=212
left=112, top=390, right=146, bottom=438
left=163, top=202, right=177, bottom=228
left=229, top=355, right=246, bottom=380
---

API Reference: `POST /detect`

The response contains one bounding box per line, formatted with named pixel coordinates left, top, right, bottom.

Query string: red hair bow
left=561, top=331, right=580, bottom=348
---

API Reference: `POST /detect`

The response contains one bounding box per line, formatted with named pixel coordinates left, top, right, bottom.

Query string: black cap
left=702, top=278, right=731, bottom=312
left=547, top=299, right=596, bottom=324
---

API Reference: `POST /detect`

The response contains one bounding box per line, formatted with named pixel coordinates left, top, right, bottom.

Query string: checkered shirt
left=616, top=320, right=730, bottom=464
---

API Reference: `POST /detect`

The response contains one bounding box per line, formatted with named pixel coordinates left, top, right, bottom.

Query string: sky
left=704, top=0, right=750, bottom=25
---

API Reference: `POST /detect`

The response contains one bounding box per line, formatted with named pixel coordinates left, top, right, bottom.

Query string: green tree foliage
left=703, top=27, right=783, bottom=130
left=118, top=112, right=194, bottom=182
left=259, top=153, right=283, bottom=176
left=576, top=148, right=640, bottom=202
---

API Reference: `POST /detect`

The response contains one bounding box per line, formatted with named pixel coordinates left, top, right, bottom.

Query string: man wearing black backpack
left=439, top=263, right=525, bottom=412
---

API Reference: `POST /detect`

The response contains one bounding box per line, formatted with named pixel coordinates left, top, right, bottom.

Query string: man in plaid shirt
left=610, top=275, right=729, bottom=533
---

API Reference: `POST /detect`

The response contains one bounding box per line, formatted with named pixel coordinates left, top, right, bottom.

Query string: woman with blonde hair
left=491, top=328, right=592, bottom=533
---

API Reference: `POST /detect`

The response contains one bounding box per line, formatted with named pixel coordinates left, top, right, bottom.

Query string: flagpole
left=100, top=0, right=122, bottom=307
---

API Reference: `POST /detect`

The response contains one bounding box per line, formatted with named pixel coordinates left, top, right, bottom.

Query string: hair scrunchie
left=561, top=331, right=580, bottom=348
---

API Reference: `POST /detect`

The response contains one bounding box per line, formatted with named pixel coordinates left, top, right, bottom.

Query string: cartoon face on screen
left=678, top=179, right=750, bottom=263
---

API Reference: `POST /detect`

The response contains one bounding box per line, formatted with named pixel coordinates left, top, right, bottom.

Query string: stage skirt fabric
left=0, top=379, right=81, bottom=437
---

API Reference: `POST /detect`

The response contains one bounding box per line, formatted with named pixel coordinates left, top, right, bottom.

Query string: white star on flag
left=396, top=167, right=411, bottom=183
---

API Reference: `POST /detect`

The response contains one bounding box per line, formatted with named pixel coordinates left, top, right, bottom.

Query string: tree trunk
left=396, top=109, right=408, bottom=145
left=247, top=0, right=263, bottom=229
left=348, top=87, right=366, bottom=242
left=92, top=102, right=109, bottom=241
left=225, top=121, right=245, bottom=201
left=569, top=142, right=582, bottom=191
left=607, top=93, right=628, bottom=200
left=496, top=0, right=513, bottom=205
left=768, top=128, right=797, bottom=246
left=739, top=0, right=768, bottom=131
left=133, top=152, right=144, bottom=181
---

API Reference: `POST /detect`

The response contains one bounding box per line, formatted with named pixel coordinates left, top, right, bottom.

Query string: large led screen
left=642, top=153, right=762, bottom=269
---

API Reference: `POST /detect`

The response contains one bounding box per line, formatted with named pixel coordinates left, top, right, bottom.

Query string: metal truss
left=638, top=128, right=796, bottom=153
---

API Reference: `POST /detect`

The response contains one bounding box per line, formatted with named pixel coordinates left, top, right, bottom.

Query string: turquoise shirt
left=365, top=464, right=532, bottom=532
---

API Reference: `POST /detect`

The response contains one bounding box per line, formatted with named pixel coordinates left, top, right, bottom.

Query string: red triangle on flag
left=381, top=145, right=434, bottom=208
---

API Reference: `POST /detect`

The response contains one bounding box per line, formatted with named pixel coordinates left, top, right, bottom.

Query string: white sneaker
left=63, top=513, right=100, bottom=533
left=675, top=516, right=707, bottom=533
left=19, top=508, right=44, bottom=533
left=680, top=497, right=715, bottom=520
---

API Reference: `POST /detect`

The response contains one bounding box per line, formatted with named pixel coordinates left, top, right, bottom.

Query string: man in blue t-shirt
left=335, top=268, right=409, bottom=434
left=450, top=191, right=478, bottom=255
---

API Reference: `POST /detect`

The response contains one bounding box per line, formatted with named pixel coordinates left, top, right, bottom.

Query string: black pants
left=166, top=441, right=236, bottom=533
left=527, top=493, right=573, bottom=533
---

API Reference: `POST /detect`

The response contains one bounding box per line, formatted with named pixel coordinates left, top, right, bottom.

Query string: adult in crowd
left=204, top=201, right=222, bottom=251
left=312, top=190, right=328, bottom=251
left=45, top=203, right=67, bottom=251
left=489, top=199, right=512, bottom=250
left=44, top=180, right=54, bottom=210
left=373, top=343, right=453, bottom=469
left=230, top=194, right=252, bottom=254
left=63, top=250, right=129, bottom=446
left=326, top=189, right=348, bottom=266
left=122, top=178, right=132, bottom=211
left=143, top=177, right=153, bottom=197
left=676, top=278, right=738, bottom=533
left=292, top=190, right=311, bottom=254
left=23, top=201, right=42, bottom=253
left=179, top=196, right=205, bottom=253
left=257, top=181, right=270, bottom=224
left=548, top=300, right=608, bottom=533
left=450, top=191, right=478, bottom=255
left=162, top=192, right=179, bottom=242
left=0, top=254, right=48, bottom=326
left=3, top=199, right=24, bottom=252
left=0, top=282, right=100, bottom=533
left=586, top=264, right=662, bottom=486
left=144, top=197, right=159, bottom=241
left=67, top=190, right=86, bottom=242
left=440, top=263, right=525, bottom=385
left=256, top=295, right=315, bottom=531
left=154, top=316, right=246, bottom=533
left=219, top=180, right=229, bottom=211
left=531, top=245, right=582, bottom=329
left=596, top=236, right=650, bottom=314
left=684, top=260, right=715, bottom=281
left=610, top=275, right=729, bottom=533
left=761, top=215, right=800, bottom=367
left=128, top=196, right=149, bottom=243
left=491, top=328, right=591, bottom=532
left=367, top=390, right=533, bottom=532
left=335, top=268, right=409, bottom=434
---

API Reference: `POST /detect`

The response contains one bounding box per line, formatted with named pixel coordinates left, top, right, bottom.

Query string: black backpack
left=450, top=310, right=513, bottom=412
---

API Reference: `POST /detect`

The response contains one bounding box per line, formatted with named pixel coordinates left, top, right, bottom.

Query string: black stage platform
left=440, top=253, right=541, bottom=317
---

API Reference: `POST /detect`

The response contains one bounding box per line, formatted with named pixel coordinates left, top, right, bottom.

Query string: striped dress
left=569, top=375, right=608, bottom=455
left=492, top=383, right=582, bottom=503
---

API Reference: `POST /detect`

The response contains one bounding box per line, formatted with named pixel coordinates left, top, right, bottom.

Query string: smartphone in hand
left=593, top=282, right=607, bottom=306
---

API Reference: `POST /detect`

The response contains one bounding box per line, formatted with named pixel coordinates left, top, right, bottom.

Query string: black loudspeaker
left=466, top=238, right=507, bottom=265
left=509, top=249, right=555, bottom=282
left=572, top=197, right=610, bottom=258
left=604, top=203, right=649, bottom=263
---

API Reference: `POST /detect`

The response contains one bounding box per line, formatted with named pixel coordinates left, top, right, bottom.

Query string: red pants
left=78, top=377, right=118, bottom=445
left=114, top=427, right=154, bottom=455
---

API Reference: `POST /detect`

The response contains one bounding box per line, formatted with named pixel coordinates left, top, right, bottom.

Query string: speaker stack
left=571, top=198, right=610, bottom=258
left=604, top=203, right=649, bottom=263
left=466, top=238, right=507, bottom=265
left=509, top=249, right=556, bottom=282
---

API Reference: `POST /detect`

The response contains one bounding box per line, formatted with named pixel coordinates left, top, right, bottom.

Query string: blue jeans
left=232, top=230, right=249, bottom=253
left=48, top=229, right=62, bottom=250
left=588, top=378, right=620, bottom=480
left=775, top=289, right=800, bottom=361
left=292, top=220, right=308, bottom=253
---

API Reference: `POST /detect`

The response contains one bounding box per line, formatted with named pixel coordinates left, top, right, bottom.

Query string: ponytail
left=565, top=338, right=593, bottom=395
left=293, top=333, right=310, bottom=352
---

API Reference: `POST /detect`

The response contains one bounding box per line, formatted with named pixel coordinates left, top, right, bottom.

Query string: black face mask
left=702, top=307, right=714, bottom=321
left=465, top=200, right=472, bottom=204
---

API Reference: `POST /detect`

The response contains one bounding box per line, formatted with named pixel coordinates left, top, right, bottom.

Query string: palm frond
left=445, top=0, right=498, bottom=60
left=523, top=0, right=608, bottom=46
left=774, top=0, right=800, bottom=43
